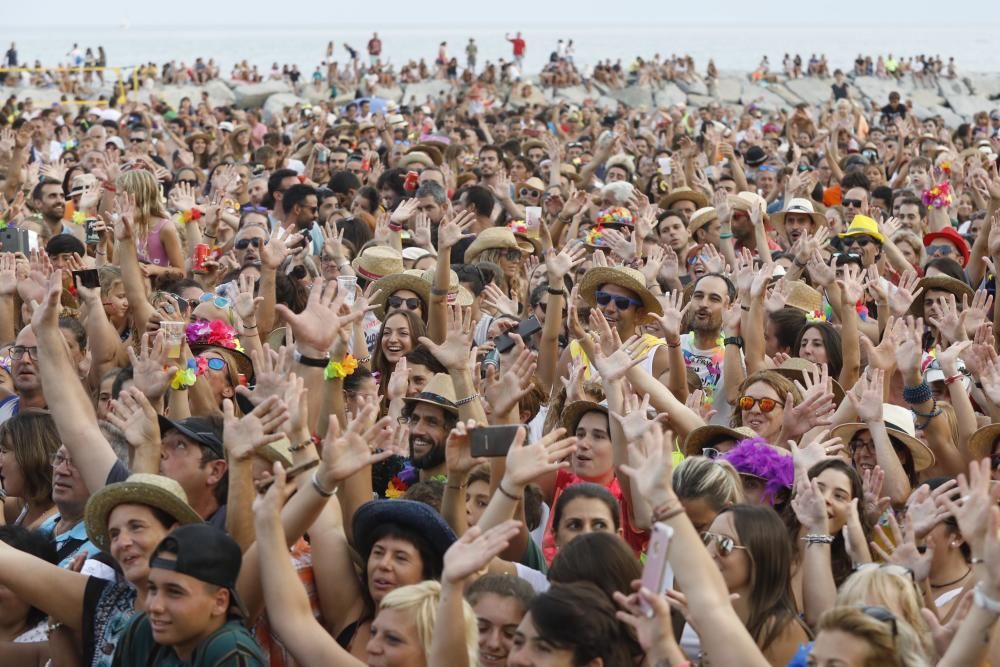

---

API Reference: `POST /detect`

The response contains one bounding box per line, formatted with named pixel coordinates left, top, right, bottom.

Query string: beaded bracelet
left=902, top=381, right=932, bottom=405
left=801, top=534, right=835, bottom=545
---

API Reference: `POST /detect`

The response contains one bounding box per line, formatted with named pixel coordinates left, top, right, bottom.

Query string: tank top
left=135, top=217, right=170, bottom=267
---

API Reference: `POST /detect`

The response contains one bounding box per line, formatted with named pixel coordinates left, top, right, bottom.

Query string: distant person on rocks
left=4, top=42, right=16, bottom=67
left=506, top=31, right=526, bottom=70
left=466, top=38, right=478, bottom=72
left=367, top=32, right=382, bottom=65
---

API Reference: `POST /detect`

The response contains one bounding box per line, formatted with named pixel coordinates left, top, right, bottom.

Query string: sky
left=6, top=0, right=994, bottom=27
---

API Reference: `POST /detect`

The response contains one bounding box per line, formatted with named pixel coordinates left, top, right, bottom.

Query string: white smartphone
left=639, top=522, right=674, bottom=617
left=657, top=157, right=672, bottom=175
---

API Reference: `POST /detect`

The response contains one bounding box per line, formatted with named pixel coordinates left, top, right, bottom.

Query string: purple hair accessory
left=720, top=437, right=794, bottom=505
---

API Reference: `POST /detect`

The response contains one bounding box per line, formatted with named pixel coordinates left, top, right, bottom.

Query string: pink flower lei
left=185, top=319, right=244, bottom=351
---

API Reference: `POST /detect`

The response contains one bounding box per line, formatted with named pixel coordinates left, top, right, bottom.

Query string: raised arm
left=430, top=212, right=475, bottom=344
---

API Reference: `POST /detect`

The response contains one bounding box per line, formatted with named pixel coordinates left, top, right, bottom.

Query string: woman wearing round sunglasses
left=464, top=228, right=529, bottom=304
left=686, top=505, right=809, bottom=666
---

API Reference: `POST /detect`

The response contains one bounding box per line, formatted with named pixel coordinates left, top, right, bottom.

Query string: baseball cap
left=105, top=136, right=125, bottom=151
left=743, top=145, right=767, bottom=167
left=150, top=524, right=247, bottom=617
left=218, top=121, right=235, bottom=133
left=157, top=415, right=225, bottom=458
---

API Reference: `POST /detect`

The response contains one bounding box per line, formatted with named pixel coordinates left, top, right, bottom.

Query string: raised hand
left=764, top=278, right=790, bottom=313
left=126, top=332, right=178, bottom=403
left=260, top=226, right=302, bottom=271
left=418, top=304, right=475, bottom=371
left=846, top=368, right=885, bottom=423
left=860, top=465, right=891, bottom=525
left=278, top=277, right=363, bottom=355
left=443, top=521, right=521, bottom=584
left=612, top=392, right=658, bottom=443
left=940, top=458, right=1000, bottom=558
left=481, top=282, right=520, bottom=318
left=444, top=420, right=488, bottom=477
left=601, top=227, right=637, bottom=263
left=590, top=334, right=646, bottom=383
left=906, top=480, right=957, bottom=540
left=502, top=426, right=577, bottom=490
left=237, top=345, right=294, bottom=406
left=791, top=476, right=829, bottom=533
left=652, top=291, right=689, bottom=344
left=889, top=270, right=924, bottom=318
left=233, top=270, right=263, bottom=327
left=483, top=344, right=537, bottom=418
left=871, top=512, right=934, bottom=582
left=107, top=387, right=162, bottom=449
left=961, top=288, right=994, bottom=337
left=619, top=423, right=676, bottom=510
left=545, top=243, right=586, bottom=282
left=437, top=210, right=475, bottom=250
left=892, top=316, right=924, bottom=376
left=222, top=395, right=290, bottom=462
left=316, top=403, right=395, bottom=487
left=789, top=429, right=843, bottom=476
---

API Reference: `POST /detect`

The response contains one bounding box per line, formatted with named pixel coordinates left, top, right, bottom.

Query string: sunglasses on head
left=861, top=606, right=898, bottom=640
left=595, top=291, right=643, bottom=310
left=738, top=395, right=783, bottom=412
left=842, top=198, right=864, bottom=208
left=701, top=531, right=749, bottom=557
left=199, top=293, right=231, bottom=308
left=235, top=238, right=264, bottom=250
left=388, top=295, right=422, bottom=310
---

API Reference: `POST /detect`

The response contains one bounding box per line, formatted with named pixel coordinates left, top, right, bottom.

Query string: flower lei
left=71, top=210, right=87, bottom=225
left=324, top=354, right=358, bottom=381
left=921, top=182, right=952, bottom=210
left=171, top=359, right=198, bottom=390
left=0, top=219, right=7, bottom=231
left=585, top=223, right=607, bottom=246
left=386, top=464, right=447, bottom=499
left=185, top=319, right=244, bottom=352
left=508, top=220, right=528, bottom=234
left=180, top=208, right=203, bottom=223
left=596, top=206, right=633, bottom=227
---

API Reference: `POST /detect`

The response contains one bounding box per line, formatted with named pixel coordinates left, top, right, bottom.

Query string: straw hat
left=419, top=269, right=474, bottom=307
left=784, top=281, right=823, bottom=314
left=410, top=144, right=444, bottom=166
left=839, top=215, right=885, bottom=244
left=402, top=373, right=458, bottom=415
left=515, top=177, right=547, bottom=195
left=830, top=404, right=935, bottom=471
left=579, top=266, right=663, bottom=316
left=771, top=198, right=826, bottom=241
left=689, top=207, right=718, bottom=235
left=85, top=474, right=203, bottom=552
left=185, top=132, right=213, bottom=147
left=370, top=269, right=431, bottom=315
left=521, top=138, right=545, bottom=154
left=398, top=152, right=435, bottom=169
left=728, top=191, right=768, bottom=217
left=968, top=423, right=1000, bottom=460
left=772, top=357, right=846, bottom=405
left=657, top=187, right=708, bottom=211
left=683, top=425, right=758, bottom=457
left=256, top=437, right=293, bottom=468
left=562, top=401, right=609, bottom=433
left=351, top=246, right=405, bottom=281
left=464, top=227, right=527, bottom=263
left=909, top=275, right=974, bottom=319
left=605, top=154, right=636, bottom=179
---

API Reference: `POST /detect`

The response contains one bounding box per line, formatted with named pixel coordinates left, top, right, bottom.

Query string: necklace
left=930, top=567, right=971, bottom=588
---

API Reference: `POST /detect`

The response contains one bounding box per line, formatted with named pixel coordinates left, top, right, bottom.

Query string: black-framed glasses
left=388, top=296, right=422, bottom=311
left=842, top=198, right=864, bottom=208
left=9, top=346, right=38, bottom=360
left=595, top=291, right=642, bottom=310
left=519, top=187, right=541, bottom=199
left=701, top=531, right=749, bottom=557
left=861, top=605, right=898, bottom=639
left=50, top=452, right=74, bottom=468
left=129, top=137, right=146, bottom=144
left=235, top=238, right=264, bottom=250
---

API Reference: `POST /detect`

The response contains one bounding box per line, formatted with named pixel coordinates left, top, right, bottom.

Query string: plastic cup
left=337, top=275, right=358, bottom=306
left=161, top=321, right=185, bottom=358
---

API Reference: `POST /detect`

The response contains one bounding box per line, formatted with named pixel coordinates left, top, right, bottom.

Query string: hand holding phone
left=469, top=425, right=522, bottom=458
left=638, top=523, right=674, bottom=617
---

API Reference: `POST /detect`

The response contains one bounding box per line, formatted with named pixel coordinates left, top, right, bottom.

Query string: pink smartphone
left=639, top=522, right=674, bottom=617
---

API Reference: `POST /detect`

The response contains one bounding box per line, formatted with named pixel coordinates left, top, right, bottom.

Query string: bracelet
left=356, top=355, right=371, bottom=364
left=943, top=373, right=964, bottom=386
left=901, top=381, right=932, bottom=405
left=910, top=398, right=942, bottom=420
left=324, top=354, right=359, bottom=380
left=431, top=286, right=450, bottom=297
left=294, top=349, right=331, bottom=367
left=498, top=481, right=522, bottom=501
left=447, top=482, right=465, bottom=491
left=243, top=322, right=257, bottom=330
left=666, top=338, right=681, bottom=348
left=974, top=582, right=1000, bottom=614
left=740, top=305, right=750, bottom=312
left=719, top=232, right=734, bottom=239
left=95, top=250, right=107, bottom=255
left=652, top=502, right=685, bottom=522
left=288, top=438, right=313, bottom=453
left=546, top=286, right=566, bottom=296
left=454, top=392, right=480, bottom=406
left=310, top=471, right=337, bottom=497
left=724, top=336, right=744, bottom=349
left=203, top=233, right=217, bottom=240
left=801, top=534, right=835, bottom=545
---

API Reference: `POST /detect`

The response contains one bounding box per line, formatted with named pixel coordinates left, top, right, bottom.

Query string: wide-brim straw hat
left=785, top=281, right=823, bottom=314
left=352, top=246, right=405, bottom=282
left=688, top=206, right=718, bottom=235
left=464, top=227, right=528, bottom=263
left=968, top=424, right=1000, bottom=460
left=831, top=403, right=935, bottom=471
left=772, top=357, right=846, bottom=406
left=185, top=132, right=213, bottom=146
left=658, top=187, right=708, bottom=210
left=370, top=269, right=431, bottom=315
left=683, top=425, right=758, bottom=457
left=562, top=401, right=609, bottom=433
left=771, top=197, right=826, bottom=240
left=909, top=275, right=975, bottom=319
left=419, top=269, right=474, bottom=307
left=579, top=266, right=663, bottom=316
left=513, top=232, right=542, bottom=255
left=402, top=373, right=459, bottom=416
left=353, top=499, right=457, bottom=564
left=398, top=151, right=435, bottom=169
left=85, top=474, right=203, bottom=553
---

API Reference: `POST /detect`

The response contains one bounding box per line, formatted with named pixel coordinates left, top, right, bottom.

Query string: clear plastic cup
left=337, top=275, right=358, bottom=306
left=161, top=321, right=185, bottom=358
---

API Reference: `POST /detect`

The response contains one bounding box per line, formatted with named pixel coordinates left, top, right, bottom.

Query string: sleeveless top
left=135, top=218, right=170, bottom=267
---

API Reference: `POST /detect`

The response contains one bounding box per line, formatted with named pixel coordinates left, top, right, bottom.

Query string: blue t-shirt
left=38, top=514, right=102, bottom=568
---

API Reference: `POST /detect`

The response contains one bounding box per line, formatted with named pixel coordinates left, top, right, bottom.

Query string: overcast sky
left=6, top=0, right=992, bottom=26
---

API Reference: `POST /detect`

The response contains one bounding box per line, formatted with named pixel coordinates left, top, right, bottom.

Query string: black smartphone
left=72, top=269, right=101, bottom=289
left=494, top=316, right=542, bottom=354
left=470, top=425, right=522, bottom=458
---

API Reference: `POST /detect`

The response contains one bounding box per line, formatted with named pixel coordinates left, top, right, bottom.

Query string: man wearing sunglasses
left=233, top=225, right=269, bottom=268
left=841, top=186, right=870, bottom=224
left=838, top=215, right=884, bottom=269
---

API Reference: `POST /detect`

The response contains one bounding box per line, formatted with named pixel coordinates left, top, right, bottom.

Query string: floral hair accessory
left=324, top=354, right=359, bottom=381
left=585, top=223, right=607, bottom=247
left=171, top=360, right=198, bottom=389
left=508, top=220, right=528, bottom=234
left=596, top=206, right=633, bottom=227
left=921, top=182, right=952, bottom=210
left=0, top=353, right=11, bottom=374
left=185, top=319, right=244, bottom=352
left=721, top=437, right=795, bottom=506
left=71, top=210, right=87, bottom=225
left=180, top=208, right=203, bottom=223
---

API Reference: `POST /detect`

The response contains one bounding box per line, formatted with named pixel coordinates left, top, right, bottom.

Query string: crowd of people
left=2, top=44, right=1000, bottom=667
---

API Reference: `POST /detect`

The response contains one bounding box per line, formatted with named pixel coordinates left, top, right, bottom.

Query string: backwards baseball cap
left=150, top=524, right=247, bottom=617
left=105, top=136, right=125, bottom=151
left=157, top=415, right=225, bottom=458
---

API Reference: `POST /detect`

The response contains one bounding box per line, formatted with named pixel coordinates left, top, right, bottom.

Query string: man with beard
left=771, top=198, right=826, bottom=251
left=280, top=184, right=322, bottom=254
left=399, top=373, right=459, bottom=481
left=31, top=179, right=83, bottom=243
left=478, top=144, right=505, bottom=190
left=682, top=272, right=735, bottom=425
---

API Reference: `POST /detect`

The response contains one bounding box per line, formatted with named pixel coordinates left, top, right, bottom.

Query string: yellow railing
left=0, top=66, right=138, bottom=104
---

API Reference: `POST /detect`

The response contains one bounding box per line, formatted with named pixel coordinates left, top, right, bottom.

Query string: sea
left=4, top=23, right=1000, bottom=77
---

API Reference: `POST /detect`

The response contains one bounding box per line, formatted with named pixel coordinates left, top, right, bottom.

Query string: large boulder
left=553, top=85, right=591, bottom=106
left=401, top=80, right=453, bottom=106
left=713, top=76, right=743, bottom=103
left=740, top=82, right=793, bottom=112
left=372, top=85, right=404, bottom=104
left=674, top=78, right=708, bottom=96
left=965, top=74, right=1000, bottom=100
left=508, top=83, right=547, bottom=107
left=233, top=80, right=293, bottom=109
left=767, top=84, right=805, bottom=106
left=851, top=76, right=902, bottom=106
left=910, top=104, right=964, bottom=129
left=654, top=82, right=687, bottom=107
left=783, top=78, right=833, bottom=106
left=609, top=84, right=655, bottom=110
left=945, top=94, right=994, bottom=120
left=146, top=82, right=235, bottom=109
left=261, top=93, right=307, bottom=122
left=908, top=88, right=945, bottom=108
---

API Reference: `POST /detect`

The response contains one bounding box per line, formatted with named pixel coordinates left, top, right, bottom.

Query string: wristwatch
left=724, top=336, right=744, bottom=349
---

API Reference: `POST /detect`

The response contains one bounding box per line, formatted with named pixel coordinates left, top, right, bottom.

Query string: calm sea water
left=4, top=23, right=1000, bottom=76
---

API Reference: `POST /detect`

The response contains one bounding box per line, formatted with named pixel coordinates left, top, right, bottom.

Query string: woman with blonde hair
left=116, top=169, right=185, bottom=280
left=892, top=229, right=926, bottom=272
left=464, top=228, right=530, bottom=304
left=809, top=605, right=930, bottom=667
left=672, top=456, right=745, bottom=532
left=836, top=566, right=934, bottom=660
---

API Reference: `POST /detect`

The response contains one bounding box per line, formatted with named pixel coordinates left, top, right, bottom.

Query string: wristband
left=180, top=208, right=203, bottom=223
left=294, top=349, right=331, bottom=367
left=724, top=336, right=744, bottom=349
left=974, top=582, right=1000, bottom=613
left=547, top=286, right=566, bottom=296
left=801, top=534, right=835, bottom=545
left=431, top=286, right=449, bottom=297
left=943, top=373, right=964, bottom=386
left=310, top=471, right=337, bottom=497
left=498, top=481, right=522, bottom=501
left=719, top=232, right=734, bottom=239
left=170, top=361, right=198, bottom=390
left=454, top=392, right=480, bottom=407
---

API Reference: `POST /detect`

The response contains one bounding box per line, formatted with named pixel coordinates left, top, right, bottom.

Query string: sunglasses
left=758, top=165, right=779, bottom=173
left=199, top=357, right=227, bottom=371
left=519, top=187, right=542, bottom=199
left=595, top=291, right=643, bottom=310
left=199, top=293, right=231, bottom=308
left=9, top=345, right=38, bottom=360
left=861, top=605, right=898, bottom=640
left=843, top=235, right=876, bottom=248
left=502, top=248, right=524, bottom=261
left=738, top=395, right=784, bottom=412
left=241, top=204, right=268, bottom=213
left=129, top=137, right=146, bottom=144
left=702, top=447, right=721, bottom=459
left=927, top=244, right=955, bottom=256
left=235, top=238, right=264, bottom=250
left=842, top=198, right=864, bottom=208
left=701, top=531, right=749, bottom=557
left=388, top=295, right=422, bottom=310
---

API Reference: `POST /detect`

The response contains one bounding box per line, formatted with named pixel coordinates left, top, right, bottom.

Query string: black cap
left=150, top=524, right=246, bottom=616
left=157, top=415, right=224, bottom=459
left=744, top=145, right=767, bottom=168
